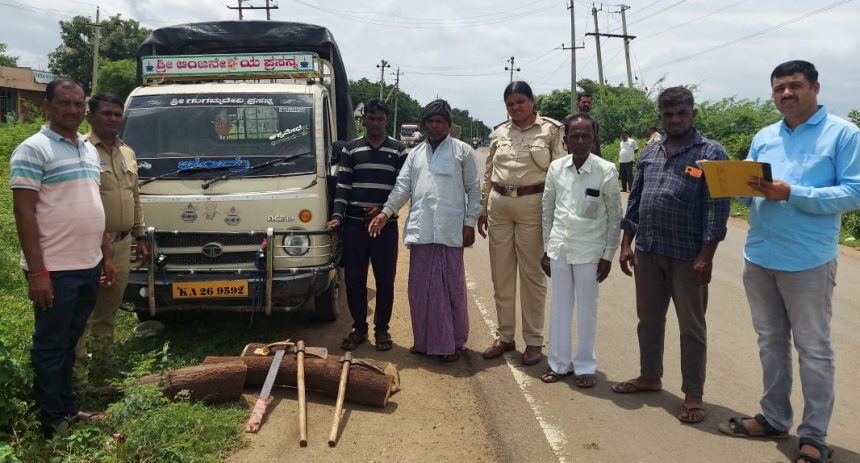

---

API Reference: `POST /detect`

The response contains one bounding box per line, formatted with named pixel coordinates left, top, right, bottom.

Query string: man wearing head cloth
left=369, top=99, right=482, bottom=362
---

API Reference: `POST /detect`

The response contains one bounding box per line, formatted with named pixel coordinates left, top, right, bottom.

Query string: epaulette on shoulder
left=541, top=116, right=563, bottom=128
left=493, top=120, right=508, bottom=130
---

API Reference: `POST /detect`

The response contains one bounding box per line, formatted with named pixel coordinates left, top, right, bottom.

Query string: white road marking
left=466, top=271, right=570, bottom=463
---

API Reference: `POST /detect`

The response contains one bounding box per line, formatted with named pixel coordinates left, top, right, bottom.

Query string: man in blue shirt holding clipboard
left=718, top=60, right=860, bottom=463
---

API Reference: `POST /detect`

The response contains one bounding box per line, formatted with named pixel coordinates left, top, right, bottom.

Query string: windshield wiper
left=139, top=153, right=235, bottom=186
left=200, top=152, right=312, bottom=189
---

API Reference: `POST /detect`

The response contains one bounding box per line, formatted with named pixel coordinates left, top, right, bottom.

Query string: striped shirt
left=332, top=136, right=407, bottom=221
left=621, top=129, right=730, bottom=260
left=10, top=126, right=105, bottom=271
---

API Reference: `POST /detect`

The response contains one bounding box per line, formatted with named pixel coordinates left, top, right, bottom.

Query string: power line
left=288, top=0, right=553, bottom=24
left=607, top=0, right=854, bottom=79
left=635, top=0, right=750, bottom=42
left=287, top=0, right=559, bottom=29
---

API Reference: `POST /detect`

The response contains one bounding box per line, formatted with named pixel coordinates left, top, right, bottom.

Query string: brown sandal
left=540, top=369, right=573, bottom=383
left=375, top=332, right=393, bottom=351
left=340, top=332, right=367, bottom=351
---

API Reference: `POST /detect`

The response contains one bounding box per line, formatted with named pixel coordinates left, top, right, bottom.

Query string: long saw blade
left=245, top=348, right=285, bottom=433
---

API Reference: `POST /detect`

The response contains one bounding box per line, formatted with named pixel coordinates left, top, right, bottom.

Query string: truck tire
left=313, top=278, right=339, bottom=322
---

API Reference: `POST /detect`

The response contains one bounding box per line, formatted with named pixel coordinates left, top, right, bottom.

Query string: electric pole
left=228, top=1, right=279, bottom=20
left=376, top=60, right=390, bottom=100
left=620, top=4, right=634, bottom=89
left=389, top=67, right=402, bottom=138
left=505, top=56, right=520, bottom=83
left=590, top=5, right=604, bottom=85
left=585, top=4, right=637, bottom=87
left=562, top=0, right=585, bottom=115
left=90, top=6, right=101, bottom=95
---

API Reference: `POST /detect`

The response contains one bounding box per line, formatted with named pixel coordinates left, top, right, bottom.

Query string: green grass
left=0, top=122, right=316, bottom=462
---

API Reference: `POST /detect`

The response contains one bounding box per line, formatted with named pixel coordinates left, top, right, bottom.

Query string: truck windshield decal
left=178, top=157, right=251, bottom=173
left=123, top=93, right=316, bottom=180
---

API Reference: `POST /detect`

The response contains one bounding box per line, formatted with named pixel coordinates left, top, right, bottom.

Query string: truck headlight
left=283, top=234, right=310, bottom=256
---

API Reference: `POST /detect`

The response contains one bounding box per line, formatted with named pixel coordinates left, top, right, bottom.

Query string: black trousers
left=619, top=161, right=634, bottom=191
left=342, top=219, right=398, bottom=334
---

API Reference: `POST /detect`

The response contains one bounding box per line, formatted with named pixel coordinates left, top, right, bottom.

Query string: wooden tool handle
left=245, top=396, right=268, bottom=433
left=297, top=340, right=307, bottom=447
left=328, top=352, right=352, bottom=446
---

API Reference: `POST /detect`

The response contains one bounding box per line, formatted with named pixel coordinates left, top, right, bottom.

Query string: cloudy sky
left=2, top=0, right=859, bottom=126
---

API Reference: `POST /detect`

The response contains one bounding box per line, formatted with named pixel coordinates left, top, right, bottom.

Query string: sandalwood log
left=137, top=361, right=247, bottom=404
left=203, top=353, right=399, bottom=408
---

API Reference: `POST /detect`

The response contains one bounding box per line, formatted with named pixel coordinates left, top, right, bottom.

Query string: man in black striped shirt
left=326, top=99, right=408, bottom=351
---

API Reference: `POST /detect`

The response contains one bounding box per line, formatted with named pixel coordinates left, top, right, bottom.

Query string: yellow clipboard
left=698, top=160, right=772, bottom=198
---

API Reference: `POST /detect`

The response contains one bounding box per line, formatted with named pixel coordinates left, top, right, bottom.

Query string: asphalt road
left=228, top=147, right=859, bottom=463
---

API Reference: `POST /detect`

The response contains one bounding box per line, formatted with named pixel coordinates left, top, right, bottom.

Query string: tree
left=48, top=15, right=150, bottom=93
left=849, top=109, right=860, bottom=128
left=348, top=78, right=489, bottom=141
left=94, top=59, right=136, bottom=101
left=695, top=97, right=780, bottom=160
left=0, top=43, right=18, bottom=67
left=535, top=89, right=572, bottom=121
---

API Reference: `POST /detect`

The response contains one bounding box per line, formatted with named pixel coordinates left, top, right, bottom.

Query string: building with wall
left=0, top=66, right=58, bottom=122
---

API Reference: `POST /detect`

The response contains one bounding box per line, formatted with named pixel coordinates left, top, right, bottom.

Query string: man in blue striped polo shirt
left=326, top=99, right=407, bottom=352
left=10, top=78, right=116, bottom=436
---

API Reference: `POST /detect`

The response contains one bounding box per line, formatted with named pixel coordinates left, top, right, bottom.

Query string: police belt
left=492, top=182, right=545, bottom=198
left=110, top=230, right=133, bottom=242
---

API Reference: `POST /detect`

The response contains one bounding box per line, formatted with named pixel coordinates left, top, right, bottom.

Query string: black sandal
left=438, top=348, right=462, bottom=362
left=340, top=331, right=367, bottom=351
left=718, top=414, right=789, bottom=438
left=796, top=438, right=833, bottom=463
left=540, top=369, right=573, bottom=383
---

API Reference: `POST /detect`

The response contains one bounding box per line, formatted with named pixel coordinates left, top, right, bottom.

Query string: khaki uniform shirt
left=482, top=114, right=565, bottom=206
left=86, top=132, right=145, bottom=237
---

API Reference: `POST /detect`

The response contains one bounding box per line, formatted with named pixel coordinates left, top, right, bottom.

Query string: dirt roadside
left=226, top=216, right=502, bottom=463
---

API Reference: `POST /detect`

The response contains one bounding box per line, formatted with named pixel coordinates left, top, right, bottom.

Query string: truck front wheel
left=313, top=278, right=340, bottom=322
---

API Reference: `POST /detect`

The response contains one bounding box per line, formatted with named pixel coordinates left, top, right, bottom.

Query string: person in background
left=478, top=81, right=565, bottom=366
left=613, top=86, right=730, bottom=426
left=368, top=99, right=481, bottom=362
left=74, top=93, right=148, bottom=384
left=618, top=130, right=638, bottom=192
left=717, top=60, right=860, bottom=463
left=539, top=113, right=622, bottom=387
left=10, top=78, right=116, bottom=437
left=327, top=99, right=407, bottom=352
left=645, top=126, right=662, bottom=146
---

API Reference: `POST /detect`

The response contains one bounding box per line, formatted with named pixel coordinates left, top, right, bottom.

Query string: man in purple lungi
left=368, top=99, right=482, bottom=362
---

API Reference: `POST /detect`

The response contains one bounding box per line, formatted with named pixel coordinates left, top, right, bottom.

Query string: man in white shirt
left=369, top=99, right=482, bottom=362
left=539, top=114, right=622, bottom=387
left=618, top=130, right=638, bottom=192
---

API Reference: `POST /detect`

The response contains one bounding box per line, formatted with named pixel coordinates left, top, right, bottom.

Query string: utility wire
left=607, top=0, right=854, bottom=79
left=635, top=0, right=750, bottom=42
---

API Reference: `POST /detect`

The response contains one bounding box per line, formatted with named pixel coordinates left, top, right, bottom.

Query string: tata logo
left=201, top=242, right=224, bottom=258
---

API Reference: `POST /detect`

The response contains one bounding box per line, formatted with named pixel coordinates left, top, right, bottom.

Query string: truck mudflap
left=132, top=226, right=341, bottom=315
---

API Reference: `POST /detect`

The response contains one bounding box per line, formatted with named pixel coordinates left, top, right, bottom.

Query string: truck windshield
left=123, top=93, right=316, bottom=180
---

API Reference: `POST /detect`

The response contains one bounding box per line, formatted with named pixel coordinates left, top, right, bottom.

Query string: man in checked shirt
left=612, top=87, right=730, bottom=425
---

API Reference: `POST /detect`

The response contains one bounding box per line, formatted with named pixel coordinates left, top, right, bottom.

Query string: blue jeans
left=30, top=266, right=100, bottom=433
left=743, top=259, right=837, bottom=446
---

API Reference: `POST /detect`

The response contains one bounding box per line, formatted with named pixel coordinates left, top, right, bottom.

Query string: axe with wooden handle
left=328, top=352, right=352, bottom=446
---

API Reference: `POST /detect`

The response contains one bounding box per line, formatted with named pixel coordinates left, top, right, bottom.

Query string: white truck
left=122, top=21, right=354, bottom=321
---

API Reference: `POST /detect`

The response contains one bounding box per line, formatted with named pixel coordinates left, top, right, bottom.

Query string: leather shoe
left=521, top=345, right=542, bottom=366
left=482, top=339, right=516, bottom=359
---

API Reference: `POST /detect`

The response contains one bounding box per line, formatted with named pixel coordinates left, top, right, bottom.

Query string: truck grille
left=155, top=232, right=264, bottom=247
left=166, top=251, right=257, bottom=266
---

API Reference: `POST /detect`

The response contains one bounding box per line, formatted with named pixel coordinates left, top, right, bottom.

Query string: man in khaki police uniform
left=74, top=93, right=148, bottom=382
left=478, top=81, right=566, bottom=366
